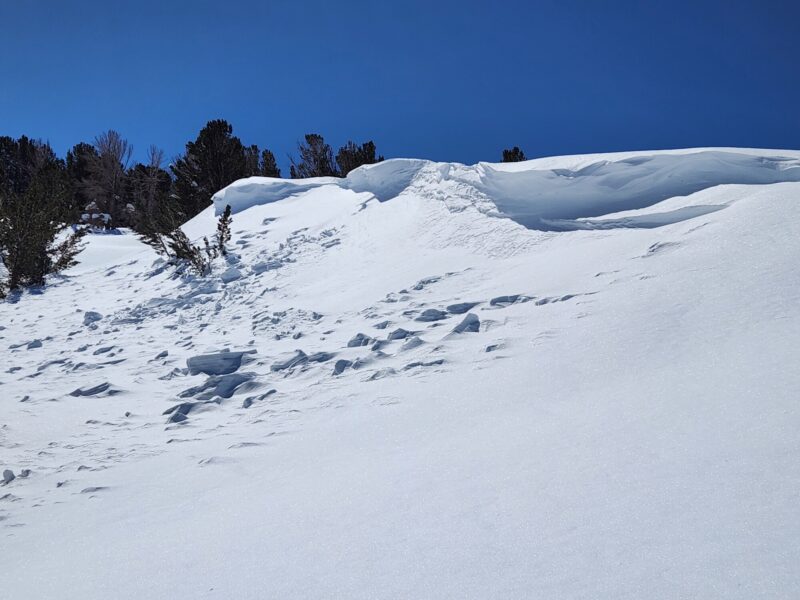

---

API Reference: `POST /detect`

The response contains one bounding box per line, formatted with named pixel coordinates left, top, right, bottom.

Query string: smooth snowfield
left=2, top=148, right=800, bottom=599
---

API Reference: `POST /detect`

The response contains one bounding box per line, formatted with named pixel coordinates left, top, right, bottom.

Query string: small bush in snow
left=138, top=204, right=233, bottom=276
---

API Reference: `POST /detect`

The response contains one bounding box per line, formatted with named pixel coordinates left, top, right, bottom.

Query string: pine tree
left=171, top=119, right=248, bottom=219
left=0, top=135, right=55, bottom=195
left=66, top=142, right=98, bottom=219
left=128, top=146, right=175, bottom=236
left=0, top=151, right=87, bottom=296
left=335, top=140, right=384, bottom=176
left=215, top=204, right=232, bottom=256
left=244, top=144, right=261, bottom=176
left=136, top=204, right=234, bottom=277
left=260, top=149, right=281, bottom=177
left=289, top=134, right=338, bottom=178
left=502, top=146, right=527, bottom=162
left=83, top=130, right=134, bottom=227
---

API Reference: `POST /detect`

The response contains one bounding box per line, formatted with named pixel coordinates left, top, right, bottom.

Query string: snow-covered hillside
left=2, top=148, right=800, bottom=599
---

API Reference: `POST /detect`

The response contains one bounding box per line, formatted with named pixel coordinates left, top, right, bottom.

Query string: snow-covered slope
left=2, top=148, right=800, bottom=599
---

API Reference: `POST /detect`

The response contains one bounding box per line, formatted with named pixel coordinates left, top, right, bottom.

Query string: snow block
left=179, top=373, right=253, bottom=400
left=270, top=350, right=308, bottom=372
left=415, top=309, right=449, bottom=322
left=388, top=328, right=414, bottom=340
left=332, top=359, right=352, bottom=376
left=69, top=382, right=112, bottom=397
left=347, top=333, right=373, bottom=347
left=187, top=352, right=246, bottom=376
left=446, top=302, right=480, bottom=314
left=83, top=311, right=103, bottom=326
left=219, top=267, right=243, bottom=283
left=452, top=313, right=480, bottom=333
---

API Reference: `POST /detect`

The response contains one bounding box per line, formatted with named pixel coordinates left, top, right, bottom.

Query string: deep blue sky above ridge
left=1, top=0, right=798, bottom=170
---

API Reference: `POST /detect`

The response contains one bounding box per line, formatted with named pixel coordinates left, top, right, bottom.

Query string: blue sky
left=1, top=0, right=798, bottom=170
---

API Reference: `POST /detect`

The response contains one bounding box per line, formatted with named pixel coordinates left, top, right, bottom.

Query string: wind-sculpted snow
left=343, top=158, right=429, bottom=201
left=2, top=148, right=800, bottom=599
left=211, top=176, right=341, bottom=214
left=476, top=151, right=800, bottom=228
left=213, top=148, right=800, bottom=232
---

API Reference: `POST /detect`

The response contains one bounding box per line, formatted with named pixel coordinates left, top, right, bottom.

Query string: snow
left=212, top=147, right=800, bottom=230
left=2, top=148, right=800, bottom=599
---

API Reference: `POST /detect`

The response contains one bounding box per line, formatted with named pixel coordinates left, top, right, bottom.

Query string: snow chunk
left=415, top=309, right=449, bottom=322
left=219, top=267, right=243, bottom=284
left=83, top=311, right=103, bottom=326
left=69, top=382, right=116, bottom=397
left=179, top=373, right=254, bottom=400
left=187, top=351, right=249, bottom=376
left=447, top=302, right=480, bottom=314
left=451, top=313, right=480, bottom=334
left=270, top=350, right=308, bottom=372
left=387, top=328, right=414, bottom=341
left=347, top=333, right=373, bottom=348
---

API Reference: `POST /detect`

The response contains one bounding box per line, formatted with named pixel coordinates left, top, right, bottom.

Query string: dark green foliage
left=128, top=146, right=176, bottom=238
left=244, top=144, right=261, bottom=176
left=66, top=142, right=98, bottom=217
left=133, top=191, right=184, bottom=260
left=0, top=135, right=56, bottom=195
left=138, top=225, right=209, bottom=276
left=502, top=146, right=527, bottom=162
left=289, top=134, right=338, bottom=178
left=171, top=120, right=248, bottom=219
left=167, top=229, right=210, bottom=276
left=215, top=204, right=232, bottom=256
left=0, top=154, right=87, bottom=296
left=260, top=149, right=281, bottom=177
left=82, top=130, right=134, bottom=227
left=336, top=140, right=384, bottom=176
left=137, top=204, right=234, bottom=276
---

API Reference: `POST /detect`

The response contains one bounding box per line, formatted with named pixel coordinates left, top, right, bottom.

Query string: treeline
left=1, top=117, right=528, bottom=233
left=0, top=119, right=527, bottom=295
left=1, top=119, right=386, bottom=232
left=0, top=119, right=387, bottom=294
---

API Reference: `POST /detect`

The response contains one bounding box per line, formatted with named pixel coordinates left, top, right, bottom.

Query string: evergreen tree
left=215, top=204, right=232, bottom=256
left=0, top=150, right=86, bottom=296
left=260, top=149, right=281, bottom=177
left=83, top=130, right=133, bottom=227
left=289, top=134, right=338, bottom=178
left=136, top=204, right=234, bottom=277
left=171, top=119, right=248, bottom=218
left=244, top=144, right=261, bottom=176
left=502, top=146, right=527, bottom=162
left=335, top=140, right=384, bottom=176
left=66, top=142, right=98, bottom=218
left=0, top=135, right=54, bottom=195
left=128, top=146, right=174, bottom=235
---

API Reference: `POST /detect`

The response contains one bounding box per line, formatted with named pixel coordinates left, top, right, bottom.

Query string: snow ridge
left=213, top=148, right=800, bottom=230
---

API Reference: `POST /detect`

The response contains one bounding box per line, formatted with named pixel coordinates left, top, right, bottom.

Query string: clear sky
left=1, top=0, right=798, bottom=170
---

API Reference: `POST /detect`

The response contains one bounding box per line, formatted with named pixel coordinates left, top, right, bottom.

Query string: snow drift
left=2, top=147, right=800, bottom=599
left=213, top=148, right=800, bottom=229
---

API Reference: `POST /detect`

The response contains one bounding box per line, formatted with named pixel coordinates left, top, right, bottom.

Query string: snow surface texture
left=2, top=148, right=800, bottom=599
